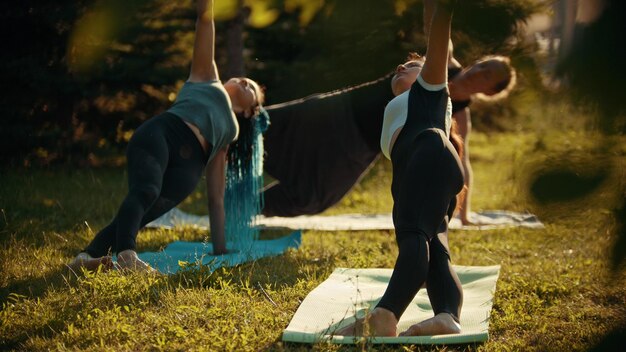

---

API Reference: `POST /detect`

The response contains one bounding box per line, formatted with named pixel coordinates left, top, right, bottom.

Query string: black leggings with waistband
left=375, top=82, right=465, bottom=322
left=85, top=112, right=210, bottom=257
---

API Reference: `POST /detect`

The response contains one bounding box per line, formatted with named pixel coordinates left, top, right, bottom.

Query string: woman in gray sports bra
left=68, top=0, right=264, bottom=272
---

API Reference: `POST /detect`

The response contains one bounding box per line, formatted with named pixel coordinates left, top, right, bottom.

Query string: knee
left=395, top=229, right=430, bottom=246
left=130, top=184, right=160, bottom=206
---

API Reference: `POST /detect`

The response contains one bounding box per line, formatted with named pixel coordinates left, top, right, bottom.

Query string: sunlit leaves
left=67, top=7, right=114, bottom=73
left=393, top=0, right=419, bottom=16
left=214, top=0, right=324, bottom=27
left=284, top=0, right=325, bottom=26
left=214, top=0, right=240, bottom=21
left=246, top=0, right=280, bottom=28
left=67, top=0, right=149, bottom=73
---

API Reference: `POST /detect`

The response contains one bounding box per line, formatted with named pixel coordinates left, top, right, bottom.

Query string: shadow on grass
left=0, top=267, right=70, bottom=304
left=166, top=244, right=320, bottom=291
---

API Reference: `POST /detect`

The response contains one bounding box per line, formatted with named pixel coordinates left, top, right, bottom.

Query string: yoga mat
left=137, top=230, right=301, bottom=274
left=282, top=265, right=500, bottom=345
left=147, top=208, right=543, bottom=231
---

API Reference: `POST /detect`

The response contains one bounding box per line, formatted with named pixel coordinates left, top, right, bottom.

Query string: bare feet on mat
left=117, top=250, right=158, bottom=273
left=399, top=312, right=461, bottom=336
left=67, top=252, right=113, bottom=272
left=335, top=307, right=398, bottom=337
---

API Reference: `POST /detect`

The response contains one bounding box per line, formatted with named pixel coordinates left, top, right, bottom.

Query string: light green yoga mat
left=282, top=265, right=500, bottom=345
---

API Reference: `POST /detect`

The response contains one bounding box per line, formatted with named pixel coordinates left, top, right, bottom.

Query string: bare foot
left=335, top=307, right=398, bottom=337
left=460, top=218, right=476, bottom=226
left=117, top=250, right=157, bottom=273
left=67, top=252, right=113, bottom=272
left=399, top=312, right=461, bottom=336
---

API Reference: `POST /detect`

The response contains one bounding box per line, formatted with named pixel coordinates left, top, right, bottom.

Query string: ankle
left=371, top=307, right=398, bottom=323
left=368, top=307, right=398, bottom=336
left=437, top=312, right=459, bottom=323
left=117, top=249, right=138, bottom=261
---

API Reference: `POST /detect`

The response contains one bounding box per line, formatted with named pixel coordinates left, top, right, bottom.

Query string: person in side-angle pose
left=336, top=0, right=464, bottom=336
left=68, top=0, right=264, bottom=272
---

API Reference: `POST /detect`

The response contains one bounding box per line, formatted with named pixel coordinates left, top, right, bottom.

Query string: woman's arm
left=420, top=0, right=454, bottom=85
left=206, top=148, right=227, bottom=254
left=423, top=0, right=436, bottom=36
left=424, top=0, right=455, bottom=66
left=189, top=0, right=219, bottom=82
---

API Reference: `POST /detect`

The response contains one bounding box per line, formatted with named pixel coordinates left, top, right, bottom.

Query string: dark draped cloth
left=262, top=74, right=394, bottom=216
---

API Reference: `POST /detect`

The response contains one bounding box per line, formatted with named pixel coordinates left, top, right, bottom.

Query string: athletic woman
left=68, top=0, right=264, bottom=272
left=336, top=0, right=464, bottom=336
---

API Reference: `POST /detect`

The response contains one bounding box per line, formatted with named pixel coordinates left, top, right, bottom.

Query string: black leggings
left=85, top=112, right=210, bottom=257
left=376, top=128, right=464, bottom=322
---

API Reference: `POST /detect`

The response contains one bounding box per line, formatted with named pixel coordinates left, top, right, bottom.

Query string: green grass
left=1, top=117, right=625, bottom=350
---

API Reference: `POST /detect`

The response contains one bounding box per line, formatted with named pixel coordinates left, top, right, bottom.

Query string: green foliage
left=1, top=0, right=539, bottom=165
left=248, top=0, right=540, bottom=103
left=0, top=0, right=192, bottom=166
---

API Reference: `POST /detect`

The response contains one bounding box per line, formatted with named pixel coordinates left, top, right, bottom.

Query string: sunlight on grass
left=1, top=101, right=625, bottom=350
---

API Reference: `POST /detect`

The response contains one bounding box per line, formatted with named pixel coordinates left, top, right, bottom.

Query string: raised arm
left=189, top=0, right=219, bottom=82
left=423, top=0, right=436, bottom=35
left=424, top=0, right=456, bottom=67
left=421, top=0, right=454, bottom=85
left=206, top=148, right=227, bottom=254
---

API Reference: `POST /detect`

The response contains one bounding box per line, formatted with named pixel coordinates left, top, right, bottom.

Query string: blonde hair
left=473, top=55, right=517, bottom=103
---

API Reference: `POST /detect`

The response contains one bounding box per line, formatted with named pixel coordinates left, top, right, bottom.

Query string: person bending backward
left=68, top=0, right=264, bottom=272
left=337, top=0, right=464, bottom=337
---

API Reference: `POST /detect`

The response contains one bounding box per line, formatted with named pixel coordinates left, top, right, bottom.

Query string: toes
left=399, top=326, right=419, bottom=336
left=335, top=322, right=358, bottom=336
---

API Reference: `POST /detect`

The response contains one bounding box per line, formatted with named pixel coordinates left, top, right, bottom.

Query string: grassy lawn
left=1, top=125, right=625, bottom=350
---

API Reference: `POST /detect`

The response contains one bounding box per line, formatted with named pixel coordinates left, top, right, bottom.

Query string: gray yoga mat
left=147, top=208, right=543, bottom=231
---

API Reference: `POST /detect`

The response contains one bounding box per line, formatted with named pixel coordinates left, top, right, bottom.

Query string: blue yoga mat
left=138, top=230, right=302, bottom=274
